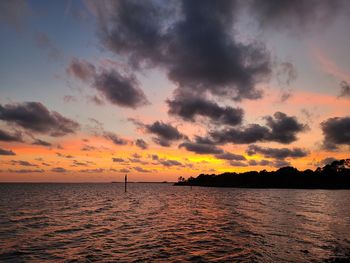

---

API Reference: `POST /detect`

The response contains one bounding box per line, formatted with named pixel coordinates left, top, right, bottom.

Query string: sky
left=0, top=0, right=349, bottom=182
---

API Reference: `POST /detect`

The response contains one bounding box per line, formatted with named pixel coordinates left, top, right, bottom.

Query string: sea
left=0, top=183, right=349, bottom=262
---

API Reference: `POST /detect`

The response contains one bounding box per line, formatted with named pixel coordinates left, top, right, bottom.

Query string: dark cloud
left=179, top=141, right=223, bottom=154
left=103, top=132, right=129, bottom=145
left=32, top=139, right=52, bottom=147
left=210, top=112, right=307, bottom=144
left=94, top=69, right=149, bottom=108
left=214, top=152, right=246, bottom=161
left=273, top=159, right=291, bottom=168
left=51, top=167, right=67, bottom=173
left=81, top=145, right=96, bottom=151
left=133, top=166, right=151, bottom=173
left=248, top=159, right=272, bottom=166
left=92, top=0, right=271, bottom=101
left=72, top=160, right=88, bottom=167
left=56, top=153, right=73, bottom=159
left=151, top=154, right=159, bottom=160
left=321, top=116, right=350, bottom=149
left=112, top=158, right=125, bottom=163
left=79, top=168, right=104, bottom=173
left=8, top=169, right=44, bottom=173
left=264, top=112, right=308, bottom=143
left=135, top=138, right=148, bottom=149
left=67, top=58, right=96, bottom=82
left=144, top=121, right=184, bottom=147
left=167, top=92, right=243, bottom=126
left=67, top=58, right=149, bottom=108
left=128, top=157, right=148, bottom=165
left=146, top=121, right=183, bottom=140
left=158, top=159, right=182, bottom=167
left=339, top=81, right=350, bottom=99
left=248, top=158, right=290, bottom=168
left=210, top=124, right=269, bottom=144
left=248, top=0, right=346, bottom=32
left=229, top=160, right=248, bottom=167
left=0, top=102, right=79, bottom=137
left=10, top=160, right=37, bottom=167
left=0, top=129, right=22, bottom=142
left=151, top=137, right=171, bottom=147
left=0, top=147, right=15, bottom=155
left=247, top=145, right=308, bottom=160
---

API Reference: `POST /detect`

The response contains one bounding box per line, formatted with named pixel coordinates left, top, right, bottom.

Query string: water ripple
left=0, top=183, right=349, bottom=262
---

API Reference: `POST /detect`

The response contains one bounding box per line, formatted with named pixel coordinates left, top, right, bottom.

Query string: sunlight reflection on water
left=0, top=183, right=349, bottom=262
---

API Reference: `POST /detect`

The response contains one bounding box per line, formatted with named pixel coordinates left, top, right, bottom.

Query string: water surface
left=0, top=183, right=349, bottom=262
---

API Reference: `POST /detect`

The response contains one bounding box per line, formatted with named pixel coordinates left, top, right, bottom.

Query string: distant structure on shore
left=175, top=159, right=350, bottom=189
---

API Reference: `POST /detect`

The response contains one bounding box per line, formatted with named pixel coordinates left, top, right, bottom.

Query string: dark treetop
left=175, top=159, right=350, bottom=189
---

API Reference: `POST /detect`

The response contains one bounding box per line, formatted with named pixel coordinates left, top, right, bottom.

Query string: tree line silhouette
left=175, top=159, right=350, bottom=189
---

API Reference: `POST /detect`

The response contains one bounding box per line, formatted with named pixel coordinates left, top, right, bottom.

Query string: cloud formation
left=210, top=112, right=307, bottom=144
left=112, top=158, right=125, bottom=163
left=8, top=169, right=44, bottom=173
left=135, top=138, right=148, bottom=149
left=133, top=166, right=151, bottom=173
left=167, top=92, right=243, bottom=126
left=144, top=121, right=185, bottom=147
left=103, top=132, right=129, bottom=145
left=264, top=112, right=308, bottom=143
left=92, top=0, right=271, bottom=101
left=67, top=58, right=96, bottom=82
left=321, top=116, right=350, bottom=149
left=51, top=167, right=67, bottom=173
left=32, top=139, right=52, bottom=147
left=67, top=59, right=149, bottom=108
left=0, top=147, right=16, bottom=155
left=10, top=160, right=37, bottom=167
left=179, top=141, right=223, bottom=155
left=248, top=159, right=272, bottom=166
left=247, top=145, right=308, bottom=160
left=0, top=129, right=22, bottom=142
left=214, top=152, right=246, bottom=161
left=79, top=168, right=104, bottom=173
left=339, top=81, right=350, bottom=99
left=94, top=69, right=149, bottom=108
left=158, top=159, right=182, bottom=167
left=229, top=160, right=248, bottom=167
left=0, top=102, right=79, bottom=136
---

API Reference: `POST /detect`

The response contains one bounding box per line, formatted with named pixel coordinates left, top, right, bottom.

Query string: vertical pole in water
left=125, top=174, right=127, bottom=193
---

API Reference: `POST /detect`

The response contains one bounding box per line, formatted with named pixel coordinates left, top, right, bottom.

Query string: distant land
left=175, top=159, right=350, bottom=189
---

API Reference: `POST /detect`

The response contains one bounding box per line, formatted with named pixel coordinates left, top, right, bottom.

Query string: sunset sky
left=0, top=0, right=349, bottom=182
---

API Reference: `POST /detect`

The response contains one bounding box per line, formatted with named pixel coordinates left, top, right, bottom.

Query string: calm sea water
left=0, top=183, right=349, bottom=262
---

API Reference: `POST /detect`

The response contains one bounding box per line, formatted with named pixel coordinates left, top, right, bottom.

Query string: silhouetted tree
left=174, top=159, right=350, bottom=189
